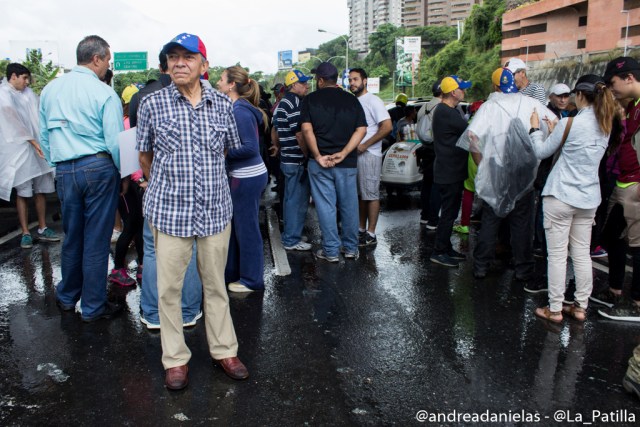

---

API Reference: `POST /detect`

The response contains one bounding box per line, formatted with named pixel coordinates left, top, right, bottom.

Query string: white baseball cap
left=549, top=83, right=571, bottom=96
left=505, top=58, right=528, bottom=73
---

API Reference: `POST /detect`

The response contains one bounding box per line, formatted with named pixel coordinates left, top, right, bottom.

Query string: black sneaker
left=360, top=233, right=377, bottom=246
left=473, top=269, right=487, bottom=279
left=425, top=222, right=438, bottom=231
left=623, top=375, right=640, bottom=401
left=598, top=302, right=640, bottom=322
left=430, top=253, right=459, bottom=267
left=524, top=281, right=548, bottom=294
left=448, top=250, right=466, bottom=260
left=358, top=230, right=366, bottom=245
left=81, top=302, right=123, bottom=323
left=589, top=289, right=623, bottom=308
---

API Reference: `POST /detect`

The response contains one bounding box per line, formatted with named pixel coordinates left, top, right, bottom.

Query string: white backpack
left=416, top=104, right=437, bottom=143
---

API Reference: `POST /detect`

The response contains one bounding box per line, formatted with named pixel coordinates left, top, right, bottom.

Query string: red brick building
left=501, top=0, right=640, bottom=64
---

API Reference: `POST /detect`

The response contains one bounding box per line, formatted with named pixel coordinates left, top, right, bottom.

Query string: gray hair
left=76, top=35, right=110, bottom=65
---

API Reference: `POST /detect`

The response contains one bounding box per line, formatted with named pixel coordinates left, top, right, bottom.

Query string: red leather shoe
left=215, top=357, right=249, bottom=380
left=165, top=365, right=188, bottom=390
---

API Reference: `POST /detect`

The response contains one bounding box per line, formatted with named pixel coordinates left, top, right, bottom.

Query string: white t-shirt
left=357, top=92, right=391, bottom=157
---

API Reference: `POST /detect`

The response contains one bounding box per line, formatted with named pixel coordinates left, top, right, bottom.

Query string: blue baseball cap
left=492, top=68, right=518, bottom=94
left=162, top=33, right=207, bottom=60
left=284, top=69, right=311, bottom=86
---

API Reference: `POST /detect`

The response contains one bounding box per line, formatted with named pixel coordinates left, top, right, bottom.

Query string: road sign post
left=113, top=52, right=148, bottom=71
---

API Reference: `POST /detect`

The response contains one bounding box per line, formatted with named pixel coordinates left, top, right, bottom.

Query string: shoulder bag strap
left=551, top=116, right=574, bottom=168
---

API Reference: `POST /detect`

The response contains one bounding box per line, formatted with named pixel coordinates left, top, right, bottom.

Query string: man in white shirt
left=348, top=68, right=392, bottom=246
left=0, top=63, right=60, bottom=249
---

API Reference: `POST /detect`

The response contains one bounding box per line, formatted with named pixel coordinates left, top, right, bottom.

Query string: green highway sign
left=113, top=52, right=148, bottom=71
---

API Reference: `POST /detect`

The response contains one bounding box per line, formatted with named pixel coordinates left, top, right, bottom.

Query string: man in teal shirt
left=40, top=35, right=124, bottom=322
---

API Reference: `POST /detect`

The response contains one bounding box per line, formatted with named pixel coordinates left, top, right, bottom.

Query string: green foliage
left=459, top=46, right=502, bottom=100
left=21, top=50, right=60, bottom=95
left=316, top=35, right=354, bottom=71
left=407, top=26, right=457, bottom=56
left=417, top=0, right=505, bottom=100
left=461, top=0, right=505, bottom=53
left=113, top=70, right=159, bottom=98
left=0, top=59, right=9, bottom=79
left=369, top=65, right=391, bottom=82
left=366, top=24, right=405, bottom=74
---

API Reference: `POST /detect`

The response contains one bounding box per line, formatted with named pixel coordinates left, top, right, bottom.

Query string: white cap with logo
left=549, top=83, right=571, bottom=96
left=505, top=58, right=528, bottom=73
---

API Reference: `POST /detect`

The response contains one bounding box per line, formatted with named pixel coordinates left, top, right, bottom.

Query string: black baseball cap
left=603, top=56, right=640, bottom=83
left=572, top=74, right=605, bottom=94
left=312, top=62, right=338, bottom=80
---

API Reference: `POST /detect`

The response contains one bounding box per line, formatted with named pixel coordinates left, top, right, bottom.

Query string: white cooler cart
left=380, top=140, right=423, bottom=195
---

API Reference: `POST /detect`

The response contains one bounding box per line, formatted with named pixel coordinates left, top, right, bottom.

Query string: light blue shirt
left=531, top=106, right=609, bottom=209
left=39, top=66, right=123, bottom=169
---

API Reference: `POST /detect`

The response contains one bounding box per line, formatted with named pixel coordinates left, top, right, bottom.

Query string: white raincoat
left=456, top=92, right=556, bottom=217
left=0, top=78, right=54, bottom=201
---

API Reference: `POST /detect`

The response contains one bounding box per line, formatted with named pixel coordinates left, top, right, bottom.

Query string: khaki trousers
left=609, top=183, right=640, bottom=247
left=152, top=224, right=238, bottom=369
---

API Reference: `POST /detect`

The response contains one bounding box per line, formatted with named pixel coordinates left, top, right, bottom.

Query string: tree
left=316, top=36, right=355, bottom=71
left=416, top=0, right=505, bottom=100
left=365, top=24, right=405, bottom=75
left=0, top=59, right=9, bottom=79
left=21, top=49, right=60, bottom=95
left=113, top=70, right=159, bottom=98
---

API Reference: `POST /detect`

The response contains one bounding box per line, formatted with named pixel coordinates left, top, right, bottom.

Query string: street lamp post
left=318, top=29, right=349, bottom=85
left=523, top=38, right=529, bottom=65
left=622, top=10, right=630, bottom=56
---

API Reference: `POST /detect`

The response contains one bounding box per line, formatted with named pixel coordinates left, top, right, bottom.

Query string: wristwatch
left=529, top=127, right=540, bottom=134
left=136, top=177, right=145, bottom=184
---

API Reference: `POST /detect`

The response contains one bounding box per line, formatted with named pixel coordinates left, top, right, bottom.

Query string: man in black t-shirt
left=301, top=62, right=367, bottom=261
left=430, top=75, right=471, bottom=268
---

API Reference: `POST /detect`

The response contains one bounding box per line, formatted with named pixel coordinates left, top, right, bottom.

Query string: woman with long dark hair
left=216, top=66, right=268, bottom=292
left=530, top=74, right=617, bottom=323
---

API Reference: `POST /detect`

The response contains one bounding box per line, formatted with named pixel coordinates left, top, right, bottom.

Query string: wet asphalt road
left=1, top=190, right=640, bottom=426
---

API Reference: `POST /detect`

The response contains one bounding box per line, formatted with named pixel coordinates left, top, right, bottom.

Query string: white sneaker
left=315, top=249, right=339, bottom=263
left=228, top=282, right=255, bottom=293
left=183, top=311, right=203, bottom=328
left=283, top=241, right=312, bottom=251
left=140, top=316, right=161, bottom=330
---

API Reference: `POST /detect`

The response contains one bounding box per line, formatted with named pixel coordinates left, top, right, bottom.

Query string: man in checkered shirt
left=137, top=33, right=248, bottom=390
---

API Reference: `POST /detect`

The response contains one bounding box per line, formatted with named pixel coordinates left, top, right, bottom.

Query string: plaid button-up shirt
left=136, top=83, right=241, bottom=237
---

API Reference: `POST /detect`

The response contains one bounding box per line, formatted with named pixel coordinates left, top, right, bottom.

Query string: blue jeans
left=308, top=160, right=359, bottom=257
left=141, top=220, right=202, bottom=324
left=225, top=173, right=268, bottom=289
left=55, top=155, right=119, bottom=319
left=280, top=162, right=310, bottom=247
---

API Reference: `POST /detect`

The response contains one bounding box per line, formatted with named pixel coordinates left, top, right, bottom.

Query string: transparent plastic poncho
left=456, top=92, right=556, bottom=217
left=0, top=78, right=53, bottom=201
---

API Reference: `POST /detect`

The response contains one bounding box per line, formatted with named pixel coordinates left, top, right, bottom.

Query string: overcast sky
left=1, top=0, right=349, bottom=74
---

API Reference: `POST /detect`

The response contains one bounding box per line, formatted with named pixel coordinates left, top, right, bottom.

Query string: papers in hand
left=118, top=127, right=140, bottom=178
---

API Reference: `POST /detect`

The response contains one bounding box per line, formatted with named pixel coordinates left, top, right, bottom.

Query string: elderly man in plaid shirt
left=137, top=33, right=248, bottom=390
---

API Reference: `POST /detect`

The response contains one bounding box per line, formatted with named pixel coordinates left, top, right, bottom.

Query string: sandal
left=562, top=304, right=586, bottom=322
left=534, top=306, right=563, bottom=324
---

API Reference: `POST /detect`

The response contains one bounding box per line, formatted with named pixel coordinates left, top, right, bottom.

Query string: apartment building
left=349, top=0, right=404, bottom=52
left=349, top=0, right=481, bottom=53
left=501, top=0, right=640, bottom=64
left=425, top=0, right=478, bottom=26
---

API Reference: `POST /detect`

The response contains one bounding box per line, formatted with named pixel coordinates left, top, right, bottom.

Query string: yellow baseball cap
left=121, top=84, right=139, bottom=104
left=440, top=75, right=472, bottom=94
left=284, top=69, right=311, bottom=87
